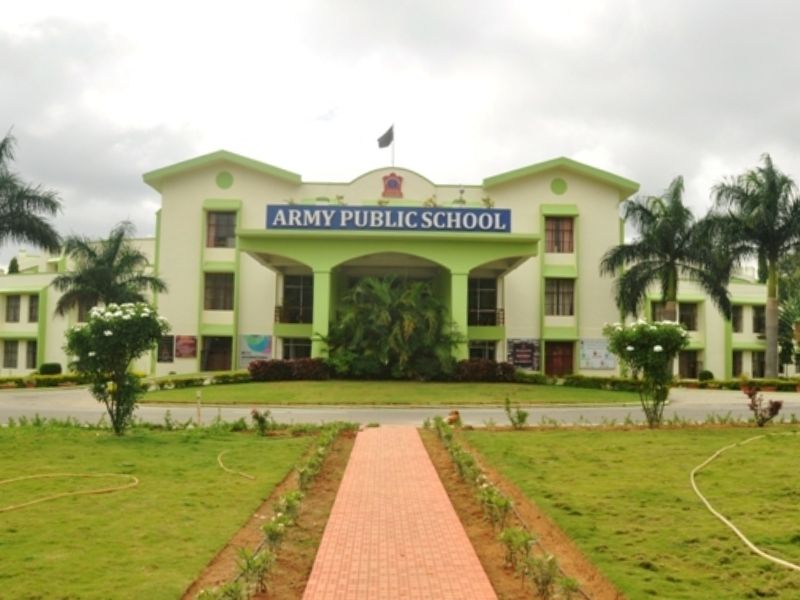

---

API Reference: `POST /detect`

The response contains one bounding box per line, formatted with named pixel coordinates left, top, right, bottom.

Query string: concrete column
left=450, top=272, right=469, bottom=360
left=311, top=270, right=331, bottom=358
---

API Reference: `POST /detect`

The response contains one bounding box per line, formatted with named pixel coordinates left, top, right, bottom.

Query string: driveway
left=1, top=385, right=799, bottom=427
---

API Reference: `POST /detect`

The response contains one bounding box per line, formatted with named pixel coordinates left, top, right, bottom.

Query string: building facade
left=0, top=151, right=768, bottom=380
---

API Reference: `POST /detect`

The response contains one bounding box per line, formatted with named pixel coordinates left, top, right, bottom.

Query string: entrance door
left=545, top=342, right=574, bottom=377
left=202, top=336, right=232, bottom=371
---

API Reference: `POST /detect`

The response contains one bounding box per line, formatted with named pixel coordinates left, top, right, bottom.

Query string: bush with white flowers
left=603, top=320, right=689, bottom=427
left=65, top=303, right=170, bottom=435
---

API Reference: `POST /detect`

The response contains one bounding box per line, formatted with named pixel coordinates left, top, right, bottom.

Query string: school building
left=0, top=151, right=769, bottom=379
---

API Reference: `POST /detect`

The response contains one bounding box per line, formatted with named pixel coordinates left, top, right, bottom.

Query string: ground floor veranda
left=237, top=228, right=539, bottom=362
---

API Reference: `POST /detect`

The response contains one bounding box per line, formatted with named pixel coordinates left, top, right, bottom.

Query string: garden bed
left=463, top=426, right=800, bottom=599
left=0, top=425, right=312, bottom=599
left=184, top=428, right=356, bottom=598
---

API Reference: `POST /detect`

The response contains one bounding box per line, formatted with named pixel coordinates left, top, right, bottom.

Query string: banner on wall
left=266, top=204, right=511, bottom=233
left=507, top=338, right=540, bottom=371
left=239, top=335, right=272, bottom=366
left=579, top=339, right=617, bottom=370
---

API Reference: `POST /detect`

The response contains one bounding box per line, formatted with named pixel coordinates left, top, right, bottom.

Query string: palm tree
left=600, top=176, right=732, bottom=322
left=326, top=275, right=459, bottom=379
left=712, top=154, right=800, bottom=377
left=0, top=133, right=61, bottom=253
left=52, top=221, right=167, bottom=315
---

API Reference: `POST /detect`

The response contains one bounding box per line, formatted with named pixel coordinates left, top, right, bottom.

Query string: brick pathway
left=303, top=426, right=496, bottom=600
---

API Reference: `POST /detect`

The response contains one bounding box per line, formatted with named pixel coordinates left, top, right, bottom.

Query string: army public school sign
left=266, top=205, right=511, bottom=233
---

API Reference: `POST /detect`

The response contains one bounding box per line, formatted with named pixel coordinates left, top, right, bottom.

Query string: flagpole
left=392, top=124, right=395, bottom=167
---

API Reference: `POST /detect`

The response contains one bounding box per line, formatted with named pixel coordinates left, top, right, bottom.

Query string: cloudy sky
left=2, top=0, right=799, bottom=268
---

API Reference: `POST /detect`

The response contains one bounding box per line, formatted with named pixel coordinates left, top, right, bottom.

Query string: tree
left=604, top=320, right=689, bottom=427
left=65, top=303, right=170, bottom=434
left=712, top=154, right=800, bottom=377
left=0, top=133, right=61, bottom=253
left=325, top=276, right=461, bottom=380
left=52, top=221, right=167, bottom=316
left=7, top=257, right=19, bottom=274
left=600, top=176, right=733, bottom=321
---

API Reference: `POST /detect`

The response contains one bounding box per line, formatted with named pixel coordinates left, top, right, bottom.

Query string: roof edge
left=142, top=150, right=302, bottom=191
left=483, top=156, right=640, bottom=198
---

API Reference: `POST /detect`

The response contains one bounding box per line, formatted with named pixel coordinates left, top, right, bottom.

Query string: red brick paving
left=303, top=426, right=496, bottom=600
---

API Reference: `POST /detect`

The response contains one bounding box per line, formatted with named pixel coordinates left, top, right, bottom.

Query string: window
left=732, top=350, right=743, bottom=377
left=651, top=301, right=667, bottom=322
left=468, top=278, right=498, bottom=325
left=752, top=351, right=766, bottom=378
left=545, top=279, right=574, bottom=316
left=3, top=340, right=18, bottom=368
left=469, top=341, right=496, bottom=360
left=157, top=336, right=175, bottom=363
left=77, top=301, right=92, bottom=323
left=280, top=275, right=314, bottom=323
left=679, top=303, right=698, bottom=332
left=753, top=306, right=766, bottom=334
left=544, top=217, right=574, bottom=253
left=5, top=295, right=20, bottom=322
left=283, top=338, right=311, bottom=360
left=731, top=305, right=743, bottom=332
left=679, top=350, right=699, bottom=379
left=26, top=340, right=37, bottom=369
left=28, top=294, right=39, bottom=323
left=204, top=273, right=234, bottom=310
left=206, top=211, right=237, bottom=248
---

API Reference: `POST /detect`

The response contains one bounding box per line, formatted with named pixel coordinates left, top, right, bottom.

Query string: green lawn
left=465, top=427, right=800, bottom=599
left=143, top=380, right=638, bottom=406
left=0, top=426, right=311, bottom=599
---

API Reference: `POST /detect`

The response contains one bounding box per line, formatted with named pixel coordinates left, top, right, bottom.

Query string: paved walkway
left=303, top=426, right=496, bottom=600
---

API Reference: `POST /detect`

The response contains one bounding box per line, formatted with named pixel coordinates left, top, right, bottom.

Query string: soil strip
left=420, top=428, right=624, bottom=600
left=182, top=431, right=355, bottom=599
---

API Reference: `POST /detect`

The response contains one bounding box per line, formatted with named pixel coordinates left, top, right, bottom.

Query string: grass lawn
left=464, top=427, right=800, bottom=599
left=0, top=426, right=311, bottom=599
left=143, top=380, right=639, bottom=406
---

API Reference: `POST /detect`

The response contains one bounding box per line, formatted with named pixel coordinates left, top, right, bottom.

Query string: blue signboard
left=266, top=204, right=510, bottom=233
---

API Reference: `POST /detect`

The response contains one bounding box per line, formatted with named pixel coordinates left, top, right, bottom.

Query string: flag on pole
left=377, top=125, right=394, bottom=148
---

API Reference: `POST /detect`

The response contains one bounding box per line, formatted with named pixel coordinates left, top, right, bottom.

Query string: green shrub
left=39, top=362, right=62, bottom=375
left=514, top=371, right=550, bottom=385
left=698, top=370, right=714, bottom=382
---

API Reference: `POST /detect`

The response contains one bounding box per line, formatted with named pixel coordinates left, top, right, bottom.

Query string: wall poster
left=239, top=335, right=272, bottom=367
left=507, top=338, right=540, bottom=370
left=579, top=339, right=617, bottom=370
left=175, top=335, right=197, bottom=358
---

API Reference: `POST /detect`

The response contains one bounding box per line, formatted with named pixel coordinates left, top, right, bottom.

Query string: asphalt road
left=2, top=386, right=799, bottom=427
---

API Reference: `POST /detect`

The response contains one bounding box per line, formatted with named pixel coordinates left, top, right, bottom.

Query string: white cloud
left=2, top=0, right=800, bottom=266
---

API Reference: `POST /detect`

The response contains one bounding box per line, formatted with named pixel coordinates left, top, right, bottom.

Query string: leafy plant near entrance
left=604, top=320, right=688, bottom=428
left=325, top=276, right=461, bottom=380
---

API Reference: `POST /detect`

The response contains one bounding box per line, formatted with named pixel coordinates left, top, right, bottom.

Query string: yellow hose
left=690, top=432, right=800, bottom=573
left=0, top=473, right=139, bottom=513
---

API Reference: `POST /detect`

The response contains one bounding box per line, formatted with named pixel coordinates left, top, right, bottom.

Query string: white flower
left=104, top=330, right=113, bottom=336
left=626, top=345, right=635, bottom=352
left=649, top=326, right=657, bottom=331
left=653, top=345, right=663, bottom=352
left=122, top=315, right=131, bottom=320
left=88, top=351, right=96, bottom=357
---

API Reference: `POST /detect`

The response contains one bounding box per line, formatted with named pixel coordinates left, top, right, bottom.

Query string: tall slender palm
left=0, top=133, right=61, bottom=254
left=52, top=221, right=167, bottom=315
left=600, top=176, right=732, bottom=321
left=712, top=154, right=800, bottom=377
